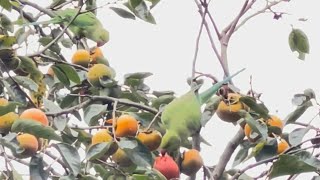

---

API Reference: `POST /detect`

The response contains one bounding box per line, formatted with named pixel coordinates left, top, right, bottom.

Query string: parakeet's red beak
left=97, top=41, right=106, bottom=47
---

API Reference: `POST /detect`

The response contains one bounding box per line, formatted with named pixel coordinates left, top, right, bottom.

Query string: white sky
left=1, top=0, right=320, bottom=179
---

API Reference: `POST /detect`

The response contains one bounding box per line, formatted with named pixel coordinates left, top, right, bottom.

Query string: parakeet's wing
left=161, top=90, right=202, bottom=138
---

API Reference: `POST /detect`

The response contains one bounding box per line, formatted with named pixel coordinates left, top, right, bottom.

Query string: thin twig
left=194, top=0, right=229, bottom=78
left=234, top=0, right=284, bottom=32
left=96, top=159, right=127, bottom=176
left=146, top=110, right=162, bottom=131
left=292, top=122, right=319, bottom=131
left=231, top=136, right=320, bottom=179
left=69, top=125, right=112, bottom=130
left=226, top=0, right=249, bottom=41
left=28, top=6, right=84, bottom=57
left=39, top=54, right=88, bottom=71
left=191, top=1, right=207, bottom=80
left=207, top=11, right=221, bottom=39
left=71, top=94, right=158, bottom=114
left=46, top=99, right=91, bottom=116
left=12, top=6, right=46, bottom=37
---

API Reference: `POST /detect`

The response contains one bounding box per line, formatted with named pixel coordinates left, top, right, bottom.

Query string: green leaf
left=242, top=112, right=268, bottom=140
left=13, top=76, right=38, bottom=92
left=201, top=96, right=222, bottom=127
left=43, top=98, right=61, bottom=114
left=124, top=0, right=156, bottom=24
left=0, top=0, right=12, bottom=11
left=3, top=80, right=27, bottom=104
left=151, top=95, right=175, bottom=110
left=232, top=146, right=249, bottom=167
left=124, top=72, right=153, bottom=80
left=53, top=143, right=81, bottom=176
left=49, top=0, right=66, bottom=8
left=93, top=164, right=113, bottom=179
left=289, top=127, right=311, bottom=146
left=84, top=104, right=107, bottom=125
left=53, top=115, right=67, bottom=131
left=38, top=37, right=61, bottom=54
left=86, top=142, right=118, bottom=161
left=55, top=64, right=80, bottom=84
left=288, top=29, right=310, bottom=60
left=152, top=90, right=174, bottom=97
left=119, top=137, right=153, bottom=167
left=30, top=154, right=49, bottom=180
left=0, top=13, right=14, bottom=32
left=0, top=35, right=16, bottom=48
left=145, top=0, right=161, bottom=8
left=0, top=101, right=21, bottom=116
left=59, top=90, right=80, bottom=109
left=43, top=99, right=67, bottom=131
left=239, top=96, right=270, bottom=119
left=11, top=119, right=62, bottom=141
left=61, top=38, right=73, bottom=48
left=132, top=174, right=149, bottom=180
left=110, top=7, right=136, bottom=20
left=269, top=151, right=320, bottom=178
left=254, top=138, right=277, bottom=162
left=51, top=65, right=70, bottom=86
left=285, top=101, right=312, bottom=125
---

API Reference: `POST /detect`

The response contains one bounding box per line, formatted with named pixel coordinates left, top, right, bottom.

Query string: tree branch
left=0, top=59, right=37, bottom=108
left=17, top=0, right=76, bottom=44
left=39, top=54, right=88, bottom=71
left=28, top=6, right=84, bottom=57
left=234, top=0, right=284, bottom=32
left=226, top=0, right=249, bottom=42
left=207, top=11, right=221, bottom=39
left=46, top=95, right=158, bottom=117
left=191, top=3, right=206, bottom=80
left=231, top=136, right=320, bottom=179
left=212, top=128, right=245, bottom=179
left=194, top=0, right=230, bottom=78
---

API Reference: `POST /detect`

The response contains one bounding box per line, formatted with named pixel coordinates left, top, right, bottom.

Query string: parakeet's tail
left=199, top=68, right=246, bottom=104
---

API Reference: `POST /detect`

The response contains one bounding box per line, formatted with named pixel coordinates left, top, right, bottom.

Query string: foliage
left=0, top=0, right=317, bottom=180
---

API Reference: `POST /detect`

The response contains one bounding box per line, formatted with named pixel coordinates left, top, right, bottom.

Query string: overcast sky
left=2, top=0, right=320, bottom=179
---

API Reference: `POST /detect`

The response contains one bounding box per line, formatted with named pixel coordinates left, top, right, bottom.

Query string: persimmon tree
left=0, top=0, right=316, bottom=180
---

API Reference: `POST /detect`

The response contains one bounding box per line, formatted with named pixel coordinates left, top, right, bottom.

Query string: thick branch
left=212, top=128, right=245, bottom=179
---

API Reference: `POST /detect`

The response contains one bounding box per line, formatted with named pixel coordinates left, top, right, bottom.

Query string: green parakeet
left=26, top=8, right=109, bottom=46
left=160, top=68, right=245, bottom=153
